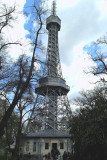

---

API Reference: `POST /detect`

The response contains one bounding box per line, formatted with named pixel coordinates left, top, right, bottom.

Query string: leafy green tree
left=0, top=98, right=19, bottom=160
left=69, top=87, right=107, bottom=160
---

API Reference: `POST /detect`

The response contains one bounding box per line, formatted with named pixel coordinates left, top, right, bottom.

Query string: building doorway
left=52, top=143, right=57, bottom=150
left=51, top=143, right=59, bottom=159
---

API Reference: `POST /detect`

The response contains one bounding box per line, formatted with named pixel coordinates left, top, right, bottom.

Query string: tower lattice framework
left=26, top=1, right=71, bottom=132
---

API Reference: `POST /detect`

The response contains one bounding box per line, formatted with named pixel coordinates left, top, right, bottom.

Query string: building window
left=26, top=142, right=29, bottom=152
left=33, top=142, right=36, bottom=152
left=45, top=143, right=49, bottom=149
left=60, top=143, right=64, bottom=149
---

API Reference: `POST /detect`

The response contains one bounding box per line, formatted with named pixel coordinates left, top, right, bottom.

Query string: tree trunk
left=11, top=113, right=22, bottom=160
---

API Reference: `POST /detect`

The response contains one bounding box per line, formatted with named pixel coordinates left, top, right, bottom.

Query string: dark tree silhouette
left=0, top=0, right=47, bottom=137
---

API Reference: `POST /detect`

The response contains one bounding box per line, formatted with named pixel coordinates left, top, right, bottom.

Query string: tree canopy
left=69, top=87, right=107, bottom=160
left=69, top=33, right=107, bottom=159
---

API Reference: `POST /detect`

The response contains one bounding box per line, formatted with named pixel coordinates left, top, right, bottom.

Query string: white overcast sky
left=1, top=0, right=107, bottom=100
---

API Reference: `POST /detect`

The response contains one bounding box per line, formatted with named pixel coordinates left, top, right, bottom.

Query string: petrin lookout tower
left=22, top=1, right=72, bottom=157
left=35, top=1, right=70, bottom=130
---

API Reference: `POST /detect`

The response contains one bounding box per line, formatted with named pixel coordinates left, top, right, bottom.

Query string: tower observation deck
left=27, top=1, right=71, bottom=132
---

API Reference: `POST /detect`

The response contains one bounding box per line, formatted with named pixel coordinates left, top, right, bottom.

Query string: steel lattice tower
left=26, top=1, right=71, bottom=132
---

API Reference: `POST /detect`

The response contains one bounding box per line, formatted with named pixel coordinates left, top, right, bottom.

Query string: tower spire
left=52, top=0, right=56, bottom=16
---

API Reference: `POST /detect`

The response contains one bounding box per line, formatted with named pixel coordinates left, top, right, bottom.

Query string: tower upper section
left=46, top=1, right=62, bottom=77
left=35, top=1, right=70, bottom=95
left=46, top=1, right=61, bottom=31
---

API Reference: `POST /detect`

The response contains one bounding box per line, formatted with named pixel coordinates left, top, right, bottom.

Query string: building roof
left=23, top=129, right=71, bottom=138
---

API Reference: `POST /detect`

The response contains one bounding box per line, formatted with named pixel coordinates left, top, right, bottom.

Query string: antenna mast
left=52, top=0, right=56, bottom=16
